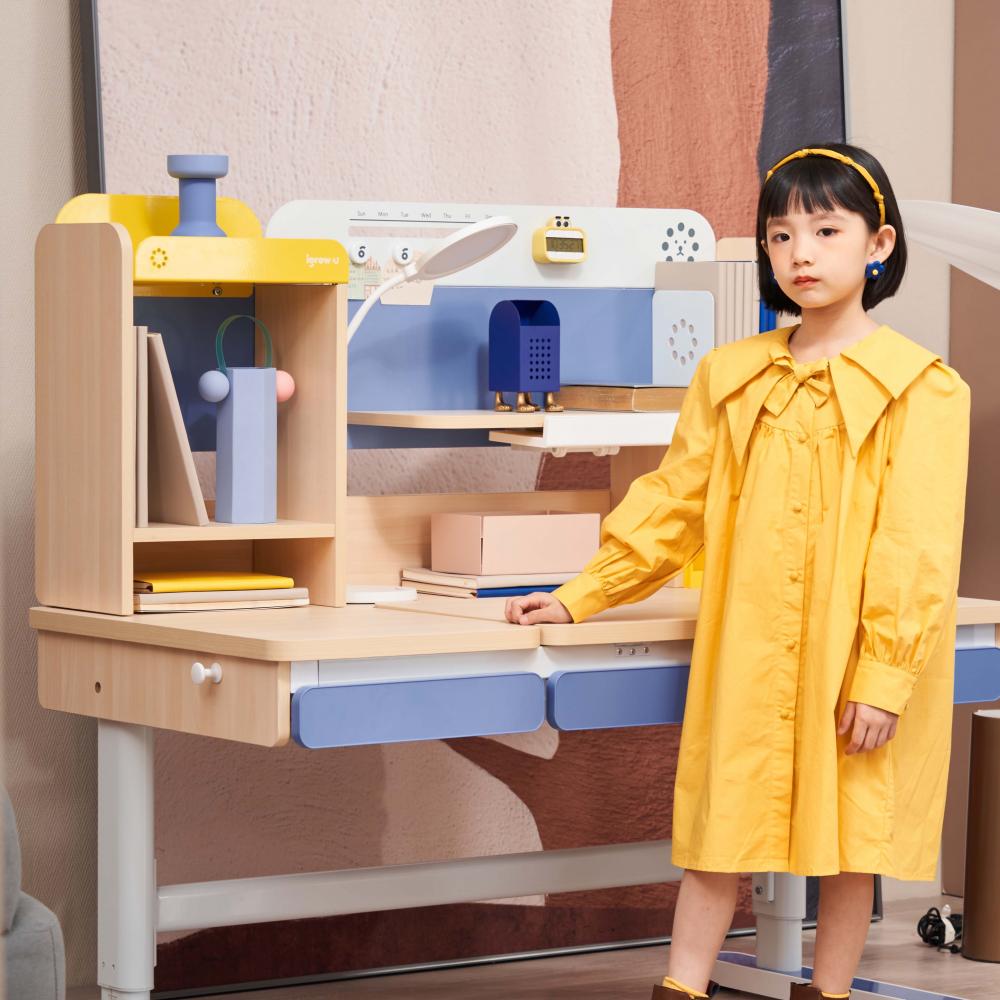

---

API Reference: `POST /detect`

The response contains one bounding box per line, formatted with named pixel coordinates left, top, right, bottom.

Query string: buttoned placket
left=772, top=361, right=830, bottom=856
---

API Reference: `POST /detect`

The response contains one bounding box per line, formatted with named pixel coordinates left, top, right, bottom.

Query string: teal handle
left=215, top=314, right=273, bottom=373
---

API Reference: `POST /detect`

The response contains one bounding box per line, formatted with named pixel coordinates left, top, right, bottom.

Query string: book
left=409, top=582, right=477, bottom=599
left=554, top=384, right=687, bottom=412
left=405, top=582, right=558, bottom=600
left=135, top=587, right=307, bottom=605
left=477, top=585, right=558, bottom=598
left=135, top=326, right=148, bottom=528
left=401, top=568, right=576, bottom=590
left=133, top=570, right=295, bottom=594
left=147, top=332, right=209, bottom=526
left=135, top=593, right=309, bottom=613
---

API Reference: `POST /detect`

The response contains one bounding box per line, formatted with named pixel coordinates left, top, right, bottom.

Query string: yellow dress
left=553, top=324, right=971, bottom=879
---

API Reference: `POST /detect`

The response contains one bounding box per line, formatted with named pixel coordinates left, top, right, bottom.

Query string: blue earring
left=865, top=259, right=885, bottom=281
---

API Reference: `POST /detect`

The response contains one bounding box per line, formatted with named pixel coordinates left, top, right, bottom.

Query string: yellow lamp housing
left=532, top=215, right=588, bottom=264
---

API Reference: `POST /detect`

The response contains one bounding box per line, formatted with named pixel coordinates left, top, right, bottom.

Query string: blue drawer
left=292, top=672, right=546, bottom=749
left=955, top=647, right=1000, bottom=704
left=547, top=663, right=690, bottom=731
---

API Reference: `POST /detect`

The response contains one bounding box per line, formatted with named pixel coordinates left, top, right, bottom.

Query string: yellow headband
left=765, top=147, right=886, bottom=227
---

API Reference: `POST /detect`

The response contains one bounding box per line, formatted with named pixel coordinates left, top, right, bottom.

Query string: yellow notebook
left=133, top=570, right=295, bottom=594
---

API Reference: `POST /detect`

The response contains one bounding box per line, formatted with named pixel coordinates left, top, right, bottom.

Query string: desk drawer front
left=37, top=632, right=290, bottom=746
left=955, top=647, right=1000, bottom=704
left=547, top=663, right=690, bottom=731
left=292, top=672, right=545, bottom=749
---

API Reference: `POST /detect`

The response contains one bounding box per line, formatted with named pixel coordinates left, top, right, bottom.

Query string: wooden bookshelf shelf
left=133, top=519, right=337, bottom=543
left=348, top=409, right=547, bottom=430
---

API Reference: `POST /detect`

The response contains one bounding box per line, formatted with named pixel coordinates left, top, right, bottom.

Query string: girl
left=506, top=143, right=971, bottom=1000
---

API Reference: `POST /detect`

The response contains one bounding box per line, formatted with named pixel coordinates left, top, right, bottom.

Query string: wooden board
left=257, top=284, right=345, bottom=604
left=343, top=490, right=610, bottom=588
left=37, top=631, right=290, bottom=746
left=29, top=603, right=540, bottom=662
left=378, top=592, right=1000, bottom=647
left=35, top=222, right=134, bottom=615
left=147, top=332, right=208, bottom=526
left=379, top=590, right=702, bottom=645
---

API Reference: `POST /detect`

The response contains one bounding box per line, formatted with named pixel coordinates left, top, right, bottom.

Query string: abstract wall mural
left=93, top=0, right=845, bottom=990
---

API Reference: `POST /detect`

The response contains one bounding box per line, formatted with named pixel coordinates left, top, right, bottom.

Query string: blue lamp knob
left=167, top=154, right=229, bottom=237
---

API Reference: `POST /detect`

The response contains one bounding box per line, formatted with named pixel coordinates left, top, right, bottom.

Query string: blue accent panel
left=347, top=286, right=653, bottom=448
left=717, top=953, right=964, bottom=1000
left=291, top=673, right=545, bottom=749
left=133, top=295, right=255, bottom=451
left=954, top=646, right=1000, bottom=704
left=546, top=664, right=690, bottom=731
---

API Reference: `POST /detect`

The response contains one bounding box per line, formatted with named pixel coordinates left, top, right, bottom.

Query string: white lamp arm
left=346, top=270, right=410, bottom=343
left=899, top=199, right=1000, bottom=292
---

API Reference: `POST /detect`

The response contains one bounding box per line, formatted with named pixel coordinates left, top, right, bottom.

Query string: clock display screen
left=546, top=236, right=584, bottom=253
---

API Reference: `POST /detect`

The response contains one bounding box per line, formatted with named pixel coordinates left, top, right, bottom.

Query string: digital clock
left=532, top=215, right=588, bottom=264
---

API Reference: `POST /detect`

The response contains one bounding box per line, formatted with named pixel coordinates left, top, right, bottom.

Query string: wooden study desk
left=30, top=593, right=1000, bottom=1000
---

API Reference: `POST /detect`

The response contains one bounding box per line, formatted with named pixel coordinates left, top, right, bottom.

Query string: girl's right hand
left=505, top=591, right=574, bottom=625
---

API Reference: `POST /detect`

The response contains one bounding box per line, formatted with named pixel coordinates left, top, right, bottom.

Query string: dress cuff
left=551, top=573, right=610, bottom=623
left=847, top=656, right=918, bottom=716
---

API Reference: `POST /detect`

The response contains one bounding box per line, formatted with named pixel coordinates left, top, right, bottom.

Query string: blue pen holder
left=488, top=299, right=561, bottom=412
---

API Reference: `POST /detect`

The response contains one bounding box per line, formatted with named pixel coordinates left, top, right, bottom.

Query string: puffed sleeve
left=848, top=362, right=971, bottom=715
left=552, top=350, right=718, bottom=623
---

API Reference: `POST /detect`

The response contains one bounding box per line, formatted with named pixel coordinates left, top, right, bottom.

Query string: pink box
left=431, top=510, right=600, bottom=576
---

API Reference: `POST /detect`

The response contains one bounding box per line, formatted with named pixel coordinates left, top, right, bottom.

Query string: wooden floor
left=68, top=895, right=993, bottom=999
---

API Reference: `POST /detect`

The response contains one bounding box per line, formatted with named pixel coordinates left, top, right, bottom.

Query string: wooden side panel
left=256, top=283, right=346, bottom=604
left=37, top=632, right=290, bottom=747
left=344, top=489, right=611, bottom=587
left=254, top=537, right=336, bottom=608
left=609, top=445, right=666, bottom=508
left=35, top=223, right=134, bottom=614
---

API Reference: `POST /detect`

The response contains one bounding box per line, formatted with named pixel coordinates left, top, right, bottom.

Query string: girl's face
left=762, top=200, right=896, bottom=313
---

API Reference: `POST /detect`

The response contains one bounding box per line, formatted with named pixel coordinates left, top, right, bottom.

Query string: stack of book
left=133, top=571, right=309, bottom=613
left=400, top=568, right=575, bottom=599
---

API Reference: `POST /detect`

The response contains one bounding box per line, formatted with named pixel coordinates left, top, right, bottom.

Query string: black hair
left=755, top=142, right=907, bottom=315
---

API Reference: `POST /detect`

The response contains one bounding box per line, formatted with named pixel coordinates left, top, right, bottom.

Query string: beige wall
left=843, top=0, right=954, bottom=363
left=844, top=0, right=956, bottom=902
left=2, top=0, right=93, bottom=988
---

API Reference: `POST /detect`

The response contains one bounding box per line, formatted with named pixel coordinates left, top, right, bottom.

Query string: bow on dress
left=758, top=345, right=835, bottom=510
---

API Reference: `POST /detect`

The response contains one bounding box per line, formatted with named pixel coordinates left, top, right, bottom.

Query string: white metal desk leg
left=713, top=873, right=807, bottom=999
left=98, top=721, right=155, bottom=1000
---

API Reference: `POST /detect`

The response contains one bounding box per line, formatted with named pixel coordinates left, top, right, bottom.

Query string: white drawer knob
left=191, top=661, right=223, bottom=685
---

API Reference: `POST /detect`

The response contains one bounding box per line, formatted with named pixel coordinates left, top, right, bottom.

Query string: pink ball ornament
left=275, top=369, right=296, bottom=403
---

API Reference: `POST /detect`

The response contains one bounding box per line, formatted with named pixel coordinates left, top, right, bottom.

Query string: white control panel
left=267, top=201, right=716, bottom=298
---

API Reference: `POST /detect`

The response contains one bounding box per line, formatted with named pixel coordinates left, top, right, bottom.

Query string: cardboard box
left=431, top=510, right=600, bottom=576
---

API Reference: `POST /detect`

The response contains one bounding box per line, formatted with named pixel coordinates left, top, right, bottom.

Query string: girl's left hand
left=837, top=701, right=899, bottom=755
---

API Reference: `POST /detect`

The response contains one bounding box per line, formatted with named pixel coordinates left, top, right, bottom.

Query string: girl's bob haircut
left=756, top=142, right=907, bottom=315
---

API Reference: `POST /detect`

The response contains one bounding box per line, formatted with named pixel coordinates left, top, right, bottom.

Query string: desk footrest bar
left=157, top=839, right=682, bottom=932
left=713, top=953, right=966, bottom=1000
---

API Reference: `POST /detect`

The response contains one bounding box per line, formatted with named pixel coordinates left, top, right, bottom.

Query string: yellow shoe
left=650, top=979, right=719, bottom=999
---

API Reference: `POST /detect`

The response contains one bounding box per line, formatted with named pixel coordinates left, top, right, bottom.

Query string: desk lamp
left=346, top=215, right=518, bottom=604
left=899, top=200, right=1000, bottom=291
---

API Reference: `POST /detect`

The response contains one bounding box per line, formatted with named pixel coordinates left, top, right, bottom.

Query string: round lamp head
left=410, top=216, right=517, bottom=281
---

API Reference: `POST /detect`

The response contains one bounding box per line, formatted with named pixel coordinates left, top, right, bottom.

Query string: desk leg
left=98, top=721, right=155, bottom=1000
left=713, top=873, right=807, bottom=999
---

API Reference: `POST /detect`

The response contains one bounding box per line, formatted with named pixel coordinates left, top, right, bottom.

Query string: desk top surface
left=30, top=592, right=1000, bottom=661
